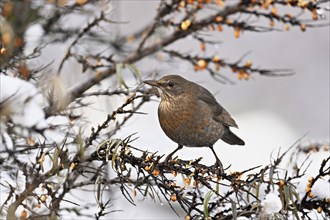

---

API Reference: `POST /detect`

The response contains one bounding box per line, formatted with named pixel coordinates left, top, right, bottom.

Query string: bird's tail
left=221, top=129, right=245, bottom=146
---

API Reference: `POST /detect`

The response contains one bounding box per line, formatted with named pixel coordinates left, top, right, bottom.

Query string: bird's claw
left=213, top=160, right=225, bottom=177
left=164, top=154, right=173, bottom=163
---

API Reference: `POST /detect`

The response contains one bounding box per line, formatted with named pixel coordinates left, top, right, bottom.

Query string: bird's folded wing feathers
left=197, top=86, right=238, bottom=128
left=215, top=108, right=238, bottom=128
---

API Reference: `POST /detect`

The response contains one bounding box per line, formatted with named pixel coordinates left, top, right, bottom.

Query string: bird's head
left=144, top=75, right=189, bottom=100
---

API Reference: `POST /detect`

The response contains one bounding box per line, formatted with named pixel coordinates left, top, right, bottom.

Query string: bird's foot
left=164, top=154, right=173, bottom=163
left=213, top=159, right=225, bottom=177
left=164, top=144, right=183, bottom=163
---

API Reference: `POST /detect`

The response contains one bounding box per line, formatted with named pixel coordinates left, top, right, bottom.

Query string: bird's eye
left=167, top=81, right=174, bottom=88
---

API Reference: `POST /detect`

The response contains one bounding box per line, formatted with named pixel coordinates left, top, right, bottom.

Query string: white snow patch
left=237, top=217, right=250, bottom=220
left=261, top=193, right=282, bottom=214
left=0, top=74, right=47, bottom=128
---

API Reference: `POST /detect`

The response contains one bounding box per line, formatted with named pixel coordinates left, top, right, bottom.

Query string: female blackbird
left=144, top=75, right=244, bottom=169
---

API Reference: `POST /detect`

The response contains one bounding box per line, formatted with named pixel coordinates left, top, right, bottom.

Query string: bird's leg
left=165, top=144, right=183, bottom=162
left=209, top=146, right=224, bottom=175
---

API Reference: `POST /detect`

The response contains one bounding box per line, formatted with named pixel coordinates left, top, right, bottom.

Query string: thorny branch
left=1, top=0, right=329, bottom=219
left=86, top=138, right=330, bottom=219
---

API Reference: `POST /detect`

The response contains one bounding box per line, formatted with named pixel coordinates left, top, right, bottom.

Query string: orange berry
left=262, top=2, right=270, bottom=10
left=300, top=24, right=306, bottom=32
left=237, top=72, right=243, bottom=80
left=213, top=56, right=220, bottom=63
left=171, top=170, right=177, bottom=177
left=41, top=194, right=47, bottom=202
left=234, top=26, right=240, bottom=38
left=2, top=2, right=13, bottom=17
left=226, top=18, right=232, bottom=25
left=0, top=48, right=6, bottom=55
left=185, top=178, right=191, bottom=186
left=170, top=194, right=177, bottom=202
left=76, top=0, right=87, bottom=5
left=262, top=0, right=273, bottom=10
left=215, top=16, right=223, bottom=23
left=312, top=9, right=318, bottom=20
left=278, top=180, right=285, bottom=187
left=181, top=19, right=191, bottom=30
left=286, top=13, right=293, bottom=18
left=179, top=0, right=185, bottom=8
left=271, top=6, right=278, bottom=15
left=58, top=0, right=68, bottom=7
left=215, top=0, right=224, bottom=7
left=245, top=60, right=253, bottom=68
left=1, top=33, right=12, bottom=45
left=308, top=191, right=313, bottom=198
left=197, top=59, right=208, bottom=69
left=21, top=210, right=27, bottom=219
left=126, top=35, right=135, bottom=43
left=152, top=169, right=159, bottom=176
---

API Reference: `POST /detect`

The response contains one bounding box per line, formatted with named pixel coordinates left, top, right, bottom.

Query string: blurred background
left=1, top=0, right=329, bottom=219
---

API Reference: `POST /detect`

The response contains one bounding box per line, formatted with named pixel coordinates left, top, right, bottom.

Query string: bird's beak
left=144, top=80, right=159, bottom=87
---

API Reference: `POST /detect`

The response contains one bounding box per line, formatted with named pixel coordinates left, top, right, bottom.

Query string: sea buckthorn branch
left=162, top=49, right=293, bottom=82
left=85, top=137, right=329, bottom=219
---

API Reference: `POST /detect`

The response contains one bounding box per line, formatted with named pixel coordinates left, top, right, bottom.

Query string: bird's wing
left=197, top=86, right=238, bottom=128
left=215, top=108, right=238, bottom=128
